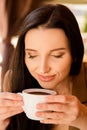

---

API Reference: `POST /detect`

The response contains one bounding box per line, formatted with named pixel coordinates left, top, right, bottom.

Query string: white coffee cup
left=19, top=88, right=56, bottom=120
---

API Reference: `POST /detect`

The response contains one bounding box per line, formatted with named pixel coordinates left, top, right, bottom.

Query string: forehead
left=25, top=28, right=70, bottom=50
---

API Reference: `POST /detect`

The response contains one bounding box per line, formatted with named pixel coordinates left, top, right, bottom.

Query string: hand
left=0, top=92, right=23, bottom=129
left=36, top=95, right=87, bottom=129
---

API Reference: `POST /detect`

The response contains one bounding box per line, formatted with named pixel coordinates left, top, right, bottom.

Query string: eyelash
left=28, top=55, right=36, bottom=59
left=52, top=54, right=63, bottom=58
left=28, top=54, right=63, bottom=59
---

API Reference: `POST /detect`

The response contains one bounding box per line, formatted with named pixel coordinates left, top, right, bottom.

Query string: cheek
left=25, top=58, right=36, bottom=73
left=61, top=62, right=71, bottom=74
left=56, top=56, right=72, bottom=73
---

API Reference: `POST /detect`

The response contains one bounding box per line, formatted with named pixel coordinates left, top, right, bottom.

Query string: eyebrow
left=25, top=48, right=66, bottom=52
left=25, top=49, right=37, bottom=52
left=50, top=48, right=66, bottom=52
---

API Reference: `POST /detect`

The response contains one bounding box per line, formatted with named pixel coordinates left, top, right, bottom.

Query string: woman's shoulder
left=72, top=62, right=87, bottom=104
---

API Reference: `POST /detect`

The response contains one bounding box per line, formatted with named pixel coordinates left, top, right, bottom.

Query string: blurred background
left=0, top=0, right=87, bottom=90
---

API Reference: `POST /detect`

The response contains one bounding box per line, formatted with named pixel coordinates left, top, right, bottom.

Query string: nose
left=39, top=57, right=51, bottom=74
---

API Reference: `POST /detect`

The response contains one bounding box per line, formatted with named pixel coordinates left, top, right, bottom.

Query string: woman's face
left=25, top=28, right=72, bottom=90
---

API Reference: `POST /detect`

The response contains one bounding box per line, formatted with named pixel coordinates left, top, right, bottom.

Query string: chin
left=39, top=84, right=54, bottom=90
left=37, top=80, right=57, bottom=90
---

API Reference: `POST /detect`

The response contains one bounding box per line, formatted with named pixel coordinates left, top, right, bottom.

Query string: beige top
left=52, top=125, right=69, bottom=130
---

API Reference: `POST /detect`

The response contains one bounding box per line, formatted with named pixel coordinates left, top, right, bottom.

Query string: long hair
left=6, top=4, right=84, bottom=130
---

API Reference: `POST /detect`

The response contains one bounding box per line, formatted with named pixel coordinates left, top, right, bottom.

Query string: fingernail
left=36, top=104, right=42, bottom=109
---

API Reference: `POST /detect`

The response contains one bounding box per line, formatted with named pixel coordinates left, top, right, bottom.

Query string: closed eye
left=52, top=54, right=63, bottom=58
left=28, top=55, right=37, bottom=59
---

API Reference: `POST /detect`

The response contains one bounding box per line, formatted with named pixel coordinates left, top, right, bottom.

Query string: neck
left=55, top=76, right=72, bottom=95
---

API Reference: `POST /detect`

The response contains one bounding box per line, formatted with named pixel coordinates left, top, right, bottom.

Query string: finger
left=0, top=92, right=22, bottom=100
left=0, top=107, right=23, bottom=120
left=36, top=111, right=66, bottom=120
left=40, top=118, right=61, bottom=124
left=0, top=106, right=23, bottom=114
left=38, top=111, right=70, bottom=125
left=0, top=99, right=23, bottom=106
left=6, top=108, right=23, bottom=118
left=45, top=95, right=77, bottom=104
left=36, top=103, right=69, bottom=112
left=39, top=111, right=76, bottom=125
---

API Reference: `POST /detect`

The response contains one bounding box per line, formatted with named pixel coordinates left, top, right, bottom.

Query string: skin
left=0, top=28, right=87, bottom=130
left=25, top=28, right=72, bottom=94
left=0, top=92, right=23, bottom=129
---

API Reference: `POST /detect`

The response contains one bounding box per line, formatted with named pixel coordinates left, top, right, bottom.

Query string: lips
left=38, top=74, right=55, bottom=82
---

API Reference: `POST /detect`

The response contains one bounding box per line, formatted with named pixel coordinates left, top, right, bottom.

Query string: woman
left=1, top=4, right=87, bottom=130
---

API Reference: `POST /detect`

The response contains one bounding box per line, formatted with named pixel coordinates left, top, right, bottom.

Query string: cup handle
left=17, top=93, right=25, bottom=110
